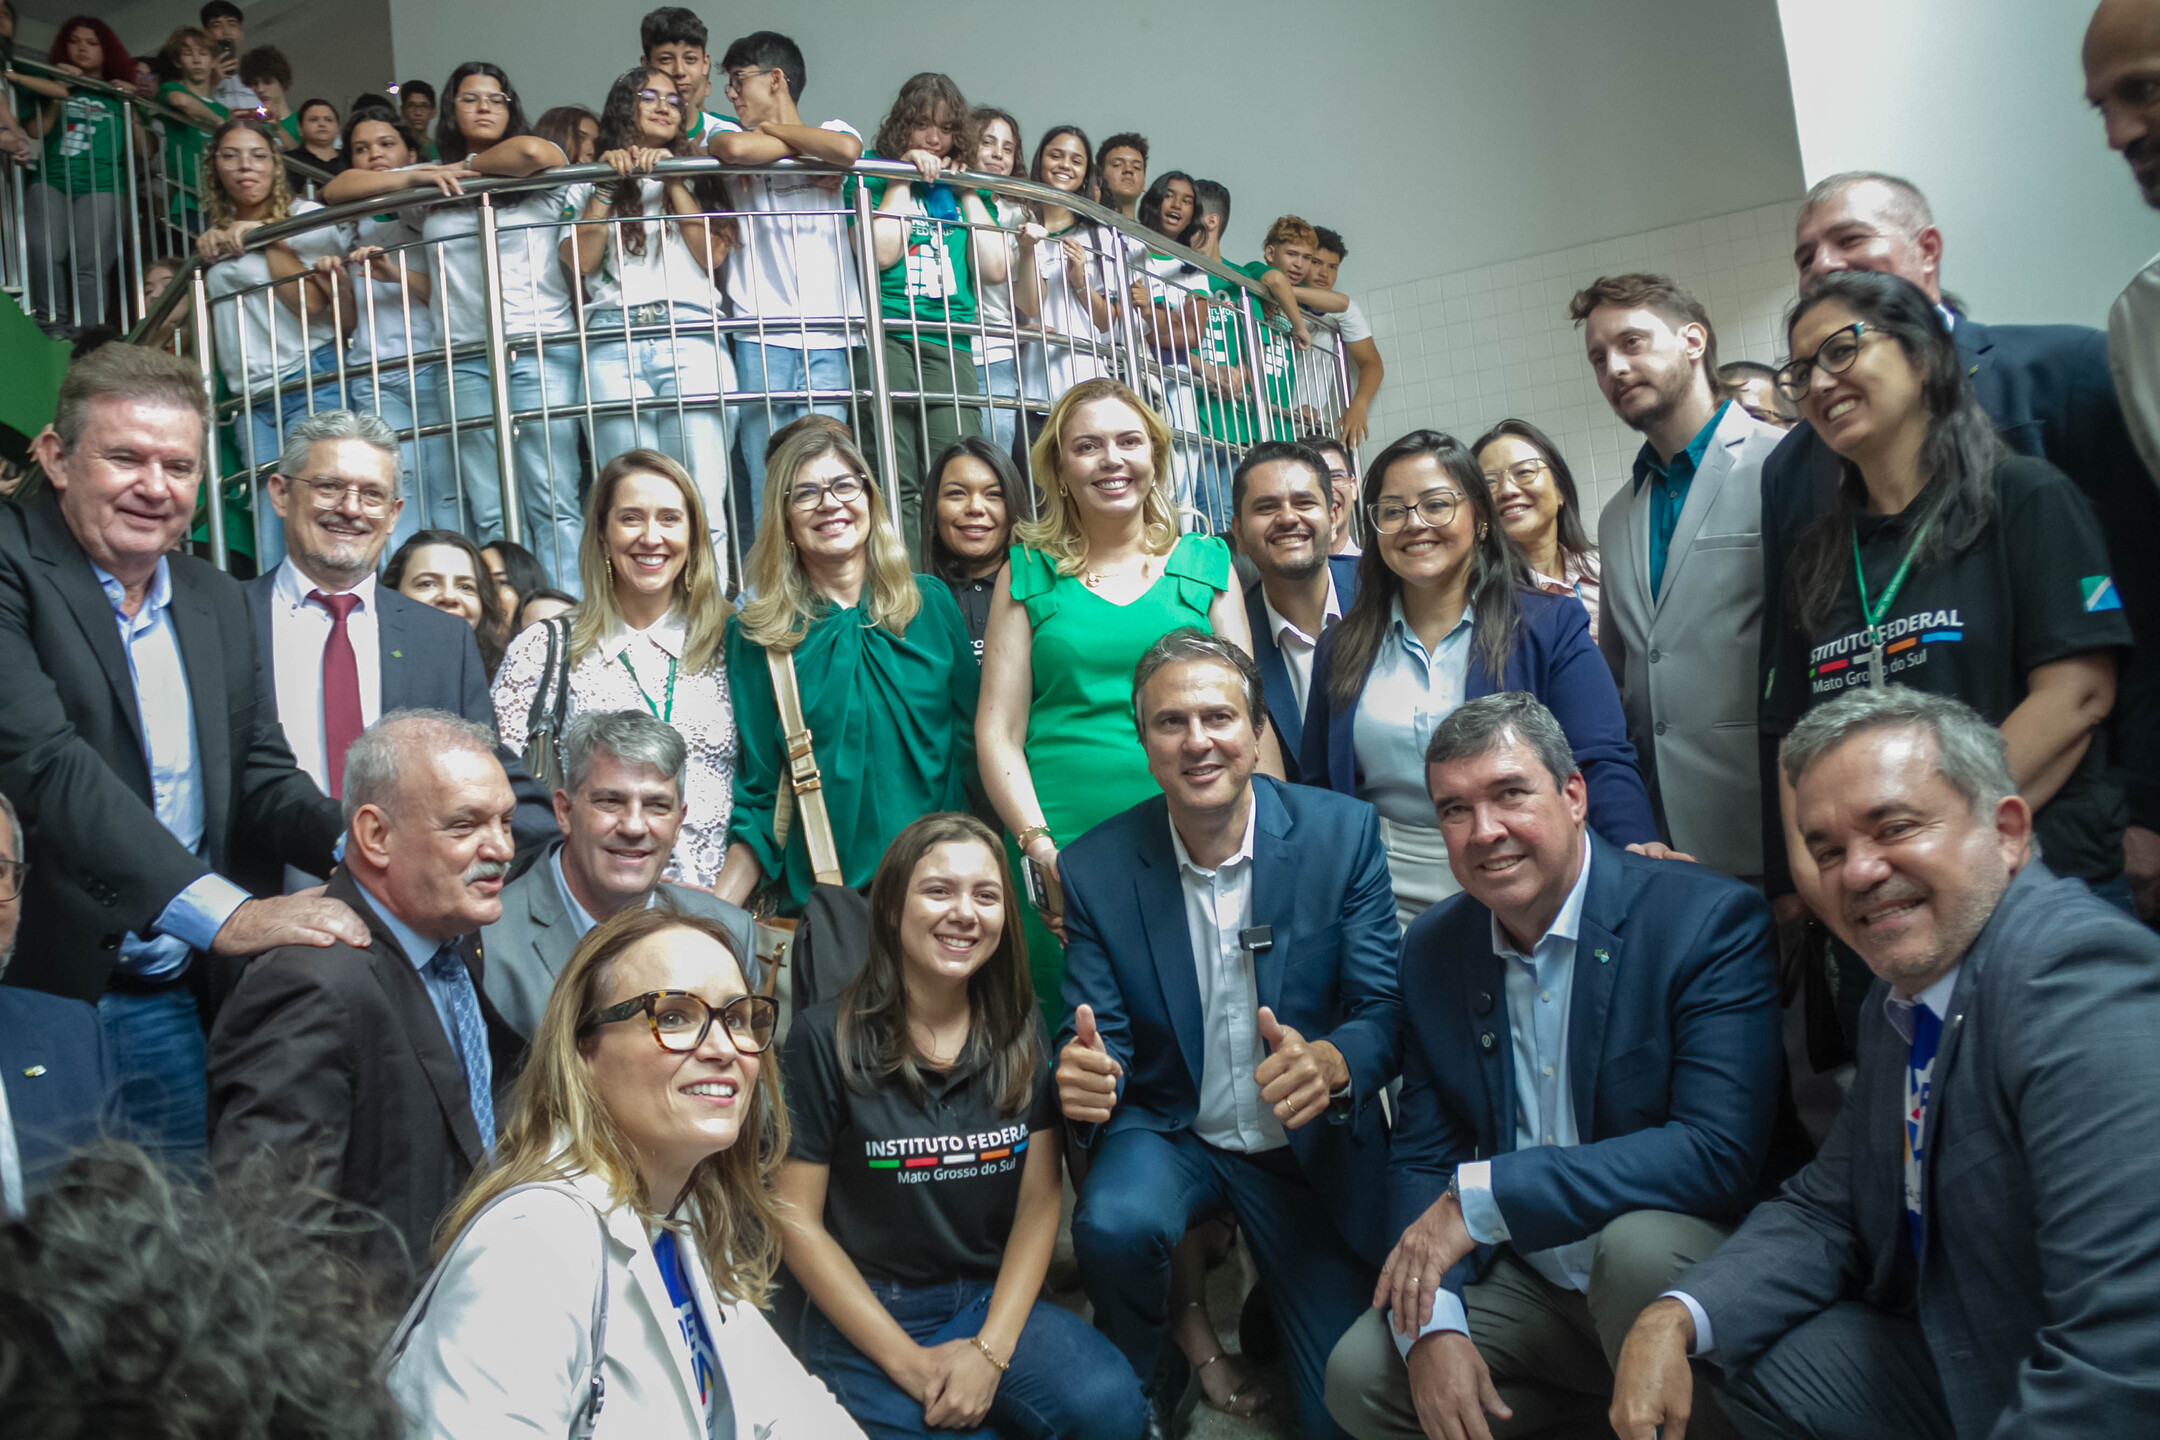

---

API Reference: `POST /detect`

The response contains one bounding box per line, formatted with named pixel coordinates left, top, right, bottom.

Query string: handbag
left=380, top=1182, right=611, bottom=1439
left=751, top=646, right=848, bottom=1000
left=520, top=616, right=575, bottom=795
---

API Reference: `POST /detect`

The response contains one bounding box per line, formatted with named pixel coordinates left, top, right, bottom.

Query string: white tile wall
left=1355, top=199, right=1804, bottom=519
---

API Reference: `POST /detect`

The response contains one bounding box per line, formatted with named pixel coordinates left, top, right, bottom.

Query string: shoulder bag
left=521, top=616, right=575, bottom=795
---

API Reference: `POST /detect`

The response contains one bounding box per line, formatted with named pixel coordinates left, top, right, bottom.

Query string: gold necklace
left=1082, top=552, right=1151, bottom=590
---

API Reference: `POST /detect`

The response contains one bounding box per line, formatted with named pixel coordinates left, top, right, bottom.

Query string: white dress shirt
left=1260, top=570, right=1343, bottom=719
left=1170, top=799, right=1286, bottom=1154
left=269, top=559, right=385, bottom=792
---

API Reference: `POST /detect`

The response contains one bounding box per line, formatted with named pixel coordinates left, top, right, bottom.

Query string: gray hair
left=560, top=709, right=688, bottom=796
left=1779, top=686, right=2014, bottom=818
left=53, top=343, right=211, bottom=451
left=341, top=709, right=499, bottom=824
left=275, top=409, right=403, bottom=496
left=1799, top=170, right=1935, bottom=236
left=1130, top=627, right=1267, bottom=738
left=1424, top=692, right=1579, bottom=792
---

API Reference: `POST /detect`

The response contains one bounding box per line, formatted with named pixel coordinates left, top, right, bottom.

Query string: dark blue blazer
left=1759, top=315, right=2160, bottom=829
left=242, top=574, right=555, bottom=858
left=1389, top=835, right=1782, bottom=1301
left=1056, top=776, right=1401, bottom=1267
left=0, top=983, right=114, bottom=1198
left=1297, top=587, right=1657, bottom=846
left=1243, top=555, right=1360, bottom=783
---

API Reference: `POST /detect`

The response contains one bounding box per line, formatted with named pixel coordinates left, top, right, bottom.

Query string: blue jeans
left=346, top=361, right=453, bottom=555
left=235, top=346, right=347, bottom=573
left=979, top=355, right=1021, bottom=462
left=1075, top=1128, right=1373, bottom=1440
left=587, top=306, right=733, bottom=567
left=733, top=340, right=857, bottom=533
left=799, top=1278, right=1146, bottom=1440
left=449, top=343, right=586, bottom=592
left=1190, top=448, right=1235, bottom=536
left=96, top=985, right=207, bottom=1171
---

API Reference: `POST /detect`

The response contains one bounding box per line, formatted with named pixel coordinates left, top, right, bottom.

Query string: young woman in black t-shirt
left=776, top=813, right=1145, bottom=1440
left=1766, top=270, right=2131, bottom=952
left=926, top=437, right=1020, bottom=664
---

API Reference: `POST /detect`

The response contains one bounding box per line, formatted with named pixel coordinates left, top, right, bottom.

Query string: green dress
left=1009, top=533, right=1233, bottom=1018
left=726, top=575, right=980, bottom=916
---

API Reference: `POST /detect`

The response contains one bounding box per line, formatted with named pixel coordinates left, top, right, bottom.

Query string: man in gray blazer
left=480, top=709, right=754, bottom=1038
left=1571, top=274, right=1782, bottom=881
left=1608, top=686, right=2160, bottom=1440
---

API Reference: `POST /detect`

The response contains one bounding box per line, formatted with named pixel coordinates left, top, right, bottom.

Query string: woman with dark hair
left=776, top=813, right=1145, bottom=1440
left=1302, top=429, right=1654, bottom=924
left=321, top=60, right=584, bottom=587
left=562, top=66, right=737, bottom=569
left=292, top=97, right=346, bottom=176
left=968, top=106, right=1025, bottom=458
left=1014, top=126, right=1116, bottom=450
left=927, top=436, right=1019, bottom=660
left=533, top=103, right=599, bottom=164
left=21, top=17, right=151, bottom=328
left=481, top=537, right=550, bottom=641
left=1472, top=417, right=1602, bottom=641
left=385, top=528, right=508, bottom=674
left=1131, top=169, right=1209, bottom=503
left=1765, top=269, right=2129, bottom=915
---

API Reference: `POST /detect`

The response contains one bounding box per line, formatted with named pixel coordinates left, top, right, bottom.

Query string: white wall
left=387, top=0, right=1806, bottom=295
left=1778, top=0, right=2154, bottom=328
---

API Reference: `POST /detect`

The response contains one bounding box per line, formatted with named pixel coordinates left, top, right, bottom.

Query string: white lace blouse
left=492, top=608, right=738, bottom=888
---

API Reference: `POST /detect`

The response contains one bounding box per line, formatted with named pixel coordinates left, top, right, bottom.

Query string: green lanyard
left=617, top=650, right=678, bottom=723
left=1852, top=511, right=1935, bottom=684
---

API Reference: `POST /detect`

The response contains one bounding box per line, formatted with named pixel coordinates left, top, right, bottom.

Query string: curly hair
left=0, top=1143, right=402, bottom=1439
left=49, top=16, right=135, bottom=86
left=201, top=115, right=299, bottom=230
left=591, top=66, right=730, bottom=260
left=872, top=71, right=974, bottom=166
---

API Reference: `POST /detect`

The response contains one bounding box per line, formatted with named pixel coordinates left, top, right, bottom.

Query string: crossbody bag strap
left=546, top=616, right=575, bottom=731
left=764, top=645, right=844, bottom=887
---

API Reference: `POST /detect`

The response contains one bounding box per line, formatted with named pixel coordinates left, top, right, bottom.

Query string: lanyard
left=617, top=649, right=678, bottom=723
left=1852, top=510, right=1935, bottom=687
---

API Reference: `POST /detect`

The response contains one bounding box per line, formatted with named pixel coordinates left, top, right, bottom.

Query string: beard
left=1619, top=365, right=1694, bottom=436
left=2129, top=135, right=2160, bottom=209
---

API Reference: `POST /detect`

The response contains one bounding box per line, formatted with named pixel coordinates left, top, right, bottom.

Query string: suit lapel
left=377, top=589, right=417, bottom=711
left=1620, top=473, right=1654, bottom=622
left=525, top=846, right=569, bottom=985
left=1248, top=783, right=1293, bottom=1013
left=247, top=574, right=278, bottom=695
left=1469, top=942, right=1515, bottom=1150
left=1245, top=584, right=1302, bottom=760
left=1134, top=816, right=1207, bottom=1097
left=342, top=875, right=488, bottom=1167
left=26, top=492, right=142, bottom=741
left=616, top=1206, right=707, bottom=1424
left=167, top=569, right=233, bottom=854
left=1566, top=840, right=1628, bottom=1134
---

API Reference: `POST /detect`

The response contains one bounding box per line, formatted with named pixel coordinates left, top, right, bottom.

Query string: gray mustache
left=463, top=859, right=510, bottom=884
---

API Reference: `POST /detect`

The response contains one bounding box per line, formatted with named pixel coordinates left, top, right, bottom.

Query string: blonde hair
left=734, top=426, right=921, bottom=651
left=1014, top=378, right=1178, bottom=576
left=435, top=906, right=788, bottom=1305
left=203, top=115, right=298, bottom=230
left=571, top=450, right=732, bottom=673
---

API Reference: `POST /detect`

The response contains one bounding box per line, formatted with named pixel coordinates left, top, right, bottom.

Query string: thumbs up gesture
left=1253, top=1005, right=1350, bottom=1130
left=1057, top=1004, right=1123, bottom=1125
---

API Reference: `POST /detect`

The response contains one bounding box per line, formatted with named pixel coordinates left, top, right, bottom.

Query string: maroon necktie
left=310, top=589, right=363, bottom=799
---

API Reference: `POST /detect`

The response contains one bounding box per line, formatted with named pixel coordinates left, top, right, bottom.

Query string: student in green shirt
left=22, top=18, right=149, bottom=327
left=846, top=71, right=1008, bottom=564
left=152, top=25, right=228, bottom=230
left=239, top=44, right=295, bottom=147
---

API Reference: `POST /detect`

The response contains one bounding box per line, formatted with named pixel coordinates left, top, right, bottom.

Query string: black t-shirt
left=945, top=573, right=994, bottom=666
left=1766, top=455, right=2132, bottom=880
left=781, top=997, right=1059, bottom=1287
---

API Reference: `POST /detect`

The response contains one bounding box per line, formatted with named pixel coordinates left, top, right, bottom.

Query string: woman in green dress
left=715, top=425, right=980, bottom=917
left=977, top=377, right=1278, bottom=1009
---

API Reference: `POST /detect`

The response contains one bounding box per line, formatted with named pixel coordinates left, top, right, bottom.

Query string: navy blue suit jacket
left=1390, top=836, right=1782, bottom=1301
left=0, top=982, right=114, bottom=1198
left=241, top=573, right=554, bottom=858
left=1760, top=315, right=2160, bottom=830
left=1056, top=776, right=1401, bottom=1267
left=1243, top=555, right=1360, bottom=783
left=1298, top=587, right=1657, bottom=846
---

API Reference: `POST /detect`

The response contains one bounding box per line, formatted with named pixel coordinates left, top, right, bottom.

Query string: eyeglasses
left=1369, top=490, right=1464, bottom=535
left=722, top=68, right=767, bottom=96
left=454, top=90, right=515, bottom=110
left=0, top=858, right=27, bottom=902
left=580, top=989, right=778, bottom=1054
left=788, top=474, right=868, bottom=511
left=287, top=474, right=396, bottom=516
left=1479, top=459, right=1549, bottom=489
left=635, top=88, right=686, bottom=113
left=1774, top=322, right=1875, bottom=403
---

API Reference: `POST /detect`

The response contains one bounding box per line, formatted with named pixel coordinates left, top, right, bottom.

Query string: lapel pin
left=22, top=1065, right=46, bottom=1078
left=1594, top=947, right=1610, bottom=964
left=391, top=649, right=404, bottom=659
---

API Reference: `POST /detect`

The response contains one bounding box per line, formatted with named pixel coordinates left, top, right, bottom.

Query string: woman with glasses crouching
left=389, top=906, right=862, bottom=1438
left=777, top=813, right=1147, bottom=1440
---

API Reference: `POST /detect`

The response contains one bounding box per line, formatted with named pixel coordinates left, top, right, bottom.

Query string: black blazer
left=1242, top=554, right=1360, bottom=782
left=1758, top=315, right=2160, bottom=832
left=0, top=492, right=342, bottom=1003
left=0, top=982, right=114, bottom=1198
left=205, top=867, right=518, bottom=1289
left=240, top=571, right=556, bottom=858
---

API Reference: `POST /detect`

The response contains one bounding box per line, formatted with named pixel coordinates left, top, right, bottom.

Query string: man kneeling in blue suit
left=1326, top=692, right=1780, bottom=1440
left=1056, top=627, right=1401, bottom=1440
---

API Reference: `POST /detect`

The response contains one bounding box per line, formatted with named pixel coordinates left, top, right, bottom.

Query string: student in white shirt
left=1306, top=227, right=1387, bottom=452
left=1133, top=170, right=1211, bottom=516
left=563, top=67, right=735, bottom=575
left=709, top=30, right=868, bottom=526
left=1015, top=125, right=1116, bottom=450
left=966, top=107, right=1028, bottom=462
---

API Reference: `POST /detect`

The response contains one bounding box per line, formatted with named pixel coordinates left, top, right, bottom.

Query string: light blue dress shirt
left=1352, top=597, right=1474, bottom=828
left=354, top=875, right=471, bottom=1057
left=92, top=559, right=249, bottom=979
left=1168, top=799, right=1285, bottom=1154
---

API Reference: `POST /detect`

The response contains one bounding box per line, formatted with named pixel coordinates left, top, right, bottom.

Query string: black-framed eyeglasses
left=579, top=989, right=777, bottom=1054
left=1369, top=490, right=1464, bottom=535
left=635, top=88, right=686, bottom=113
left=285, top=474, right=397, bottom=516
left=1479, top=459, right=1549, bottom=489
left=788, top=474, right=868, bottom=512
left=1774, top=322, right=1874, bottom=403
left=722, top=68, right=768, bottom=96
left=0, top=858, right=27, bottom=903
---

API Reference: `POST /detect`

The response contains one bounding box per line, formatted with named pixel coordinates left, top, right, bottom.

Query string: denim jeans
left=798, top=1277, right=1146, bottom=1440
left=1190, top=447, right=1235, bottom=537
left=586, top=306, right=733, bottom=568
left=979, top=356, right=1021, bottom=463
left=96, top=985, right=207, bottom=1171
left=449, top=342, right=586, bottom=592
left=235, top=346, right=347, bottom=573
left=345, top=361, right=453, bottom=555
left=733, top=340, right=858, bottom=534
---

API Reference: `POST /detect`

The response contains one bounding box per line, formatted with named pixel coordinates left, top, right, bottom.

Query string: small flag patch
left=2082, top=576, right=2123, bottom=613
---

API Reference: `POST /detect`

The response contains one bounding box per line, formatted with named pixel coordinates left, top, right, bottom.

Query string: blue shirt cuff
left=1391, top=1285, right=1470, bottom=1357
left=1456, top=1159, right=1509, bottom=1245
left=1663, top=1290, right=1714, bottom=1357
left=154, top=872, right=251, bottom=953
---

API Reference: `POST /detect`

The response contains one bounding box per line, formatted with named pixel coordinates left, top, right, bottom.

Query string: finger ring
left=1410, top=1276, right=1420, bottom=1286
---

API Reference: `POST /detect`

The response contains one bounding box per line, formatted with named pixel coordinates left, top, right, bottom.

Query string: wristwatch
left=1445, top=1170, right=1462, bottom=1208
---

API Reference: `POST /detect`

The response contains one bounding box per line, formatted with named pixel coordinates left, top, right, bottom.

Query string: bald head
left=1792, top=172, right=1944, bottom=301
left=2086, top=0, right=2160, bottom=206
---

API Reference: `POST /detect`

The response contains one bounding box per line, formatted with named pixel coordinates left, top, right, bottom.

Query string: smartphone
left=217, top=39, right=236, bottom=60
left=1021, top=854, right=1062, bottom=920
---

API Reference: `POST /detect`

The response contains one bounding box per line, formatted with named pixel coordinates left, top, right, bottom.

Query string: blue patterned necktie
left=426, top=944, right=497, bottom=1152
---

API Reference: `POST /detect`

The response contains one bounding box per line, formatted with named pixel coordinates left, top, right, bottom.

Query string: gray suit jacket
left=1676, top=862, right=2160, bottom=1438
left=478, top=840, right=758, bottom=1038
left=1596, top=402, right=1779, bottom=877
